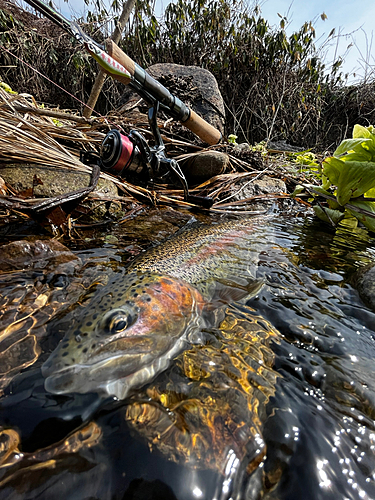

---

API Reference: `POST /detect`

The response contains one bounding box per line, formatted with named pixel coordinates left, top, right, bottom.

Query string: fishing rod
left=23, top=0, right=218, bottom=208
left=23, top=0, right=222, bottom=146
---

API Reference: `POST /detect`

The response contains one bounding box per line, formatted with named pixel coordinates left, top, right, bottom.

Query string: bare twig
left=7, top=104, right=94, bottom=124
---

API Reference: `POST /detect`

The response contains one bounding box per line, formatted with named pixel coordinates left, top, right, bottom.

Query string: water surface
left=0, top=213, right=374, bottom=500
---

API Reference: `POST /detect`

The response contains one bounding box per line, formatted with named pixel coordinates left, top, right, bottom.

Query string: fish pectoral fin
left=210, top=277, right=264, bottom=306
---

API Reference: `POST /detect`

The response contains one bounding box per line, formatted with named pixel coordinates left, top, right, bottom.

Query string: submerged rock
left=0, top=239, right=82, bottom=390
left=352, top=264, right=375, bottom=312
left=0, top=239, right=80, bottom=273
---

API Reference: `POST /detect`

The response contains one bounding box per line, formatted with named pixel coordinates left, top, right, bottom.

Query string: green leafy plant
left=302, top=125, right=375, bottom=232
left=249, top=141, right=268, bottom=157
left=293, top=151, right=318, bottom=167
left=52, top=118, right=63, bottom=127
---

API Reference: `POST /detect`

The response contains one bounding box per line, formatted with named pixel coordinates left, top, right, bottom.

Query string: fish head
left=42, top=270, right=205, bottom=399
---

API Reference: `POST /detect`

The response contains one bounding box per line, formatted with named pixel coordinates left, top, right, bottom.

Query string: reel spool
left=100, top=130, right=144, bottom=177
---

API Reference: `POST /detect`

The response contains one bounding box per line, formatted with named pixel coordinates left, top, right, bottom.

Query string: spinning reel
left=81, top=103, right=213, bottom=209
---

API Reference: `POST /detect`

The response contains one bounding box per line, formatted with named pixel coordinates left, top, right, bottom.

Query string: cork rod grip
left=183, top=110, right=222, bottom=145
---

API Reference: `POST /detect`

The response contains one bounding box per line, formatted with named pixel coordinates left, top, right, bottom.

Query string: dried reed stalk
left=0, top=89, right=271, bottom=212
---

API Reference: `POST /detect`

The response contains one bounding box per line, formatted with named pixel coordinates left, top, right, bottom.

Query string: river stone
left=0, top=239, right=81, bottom=273
left=225, top=175, right=287, bottom=209
left=0, top=164, right=115, bottom=197
left=229, top=175, right=287, bottom=201
left=352, top=264, right=375, bottom=312
left=0, top=164, right=119, bottom=219
left=180, top=151, right=229, bottom=184
left=119, top=63, right=225, bottom=135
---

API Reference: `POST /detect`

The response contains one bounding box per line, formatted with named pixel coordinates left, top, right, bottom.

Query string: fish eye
left=101, top=307, right=137, bottom=335
left=113, top=319, right=127, bottom=331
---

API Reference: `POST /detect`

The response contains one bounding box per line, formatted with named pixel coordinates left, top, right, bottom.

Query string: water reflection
left=249, top=216, right=375, bottom=499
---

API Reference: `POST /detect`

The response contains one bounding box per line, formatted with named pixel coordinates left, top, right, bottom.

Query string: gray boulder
left=119, top=63, right=225, bottom=135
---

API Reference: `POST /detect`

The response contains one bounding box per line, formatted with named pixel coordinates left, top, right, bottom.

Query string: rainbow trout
left=42, top=219, right=265, bottom=399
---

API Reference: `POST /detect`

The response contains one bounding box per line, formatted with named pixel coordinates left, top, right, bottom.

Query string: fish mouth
left=42, top=328, right=195, bottom=400
left=43, top=351, right=151, bottom=396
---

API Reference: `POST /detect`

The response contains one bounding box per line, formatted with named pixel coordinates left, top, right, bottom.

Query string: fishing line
left=0, top=44, right=125, bottom=132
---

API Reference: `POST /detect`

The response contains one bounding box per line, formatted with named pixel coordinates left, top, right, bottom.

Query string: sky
left=258, top=0, right=374, bottom=82
left=28, top=0, right=375, bottom=83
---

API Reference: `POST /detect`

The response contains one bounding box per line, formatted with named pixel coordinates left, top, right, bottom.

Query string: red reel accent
left=101, top=129, right=135, bottom=175
left=111, top=134, right=134, bottom=174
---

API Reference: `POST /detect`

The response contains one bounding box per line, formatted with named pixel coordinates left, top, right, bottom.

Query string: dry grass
left=0, top=88, right=275, bottom=215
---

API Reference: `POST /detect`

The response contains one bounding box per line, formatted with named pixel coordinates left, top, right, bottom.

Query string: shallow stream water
left=0, top=211, right=375, bottom=500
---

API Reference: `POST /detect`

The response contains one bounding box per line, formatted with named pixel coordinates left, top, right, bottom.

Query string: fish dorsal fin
left=208, top=277, right=264, bottom=307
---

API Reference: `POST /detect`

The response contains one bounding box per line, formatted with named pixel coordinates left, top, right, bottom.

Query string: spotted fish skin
left=129, top=220, right=261, bottom=300
left=42, top=218, right=264, bottom=399
left=42, top=270, right=205, bottom=399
